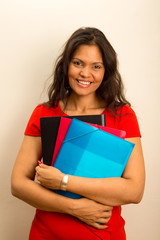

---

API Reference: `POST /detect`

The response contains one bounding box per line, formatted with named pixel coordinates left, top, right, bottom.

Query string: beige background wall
left=0, top=0, right=160, bottom=239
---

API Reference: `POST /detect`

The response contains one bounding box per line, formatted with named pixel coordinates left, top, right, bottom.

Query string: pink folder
left=51, top=117, right=126, bottom=166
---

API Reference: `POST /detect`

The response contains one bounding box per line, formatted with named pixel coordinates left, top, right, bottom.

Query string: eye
left=72, top=61, right=82, bottom=67
left=93, top=65, right=101, bottom=70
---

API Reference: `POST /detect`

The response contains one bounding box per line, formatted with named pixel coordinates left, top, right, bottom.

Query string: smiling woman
left=11, top=27, right=145, bottom=240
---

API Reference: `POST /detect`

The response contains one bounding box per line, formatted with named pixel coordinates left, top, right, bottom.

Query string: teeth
left=77, top=80, right=91, bottom=85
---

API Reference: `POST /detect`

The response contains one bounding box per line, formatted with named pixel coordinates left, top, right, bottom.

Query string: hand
left=35, top=163, right=64, bottom=190
left=71, top=198, right=113, bottom=229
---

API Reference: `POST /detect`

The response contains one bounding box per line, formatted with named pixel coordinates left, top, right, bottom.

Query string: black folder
left=40, top=114, right=106, bottom=165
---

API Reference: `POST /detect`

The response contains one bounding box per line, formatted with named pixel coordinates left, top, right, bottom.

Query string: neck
left=61, top=93, right=106, bottom=115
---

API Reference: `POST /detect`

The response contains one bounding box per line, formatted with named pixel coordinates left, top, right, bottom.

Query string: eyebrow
left=72, top=57, right=104, bottom=65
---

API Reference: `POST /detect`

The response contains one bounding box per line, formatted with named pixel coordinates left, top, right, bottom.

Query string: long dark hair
left=47, top=27, right=130, bottom=115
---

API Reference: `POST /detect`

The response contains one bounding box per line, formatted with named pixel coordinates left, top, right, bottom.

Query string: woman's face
left=68, top=44, right=105, bottom=97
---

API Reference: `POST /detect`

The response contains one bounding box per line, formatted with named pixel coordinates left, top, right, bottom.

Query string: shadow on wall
left=0, top=109, right=35, bottom=240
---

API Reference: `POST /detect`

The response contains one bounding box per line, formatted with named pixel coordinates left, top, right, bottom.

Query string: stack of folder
left=40, top=115, right=134, bottom=199
left=40, top=114, right=106, bottom=166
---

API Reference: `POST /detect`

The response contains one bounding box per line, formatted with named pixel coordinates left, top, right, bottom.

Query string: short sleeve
left=24, top=105, right=42, bottom=136
left=118, top=105, right=141, bottom=138
left=24, top=103, right=63, bottom=136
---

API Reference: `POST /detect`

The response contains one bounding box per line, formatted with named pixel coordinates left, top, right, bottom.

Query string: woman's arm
left=37, top=137, right=145, bottom=206
left=11, top=136, right=112, bottom=229
left=11, top=136, right=70, bottom=212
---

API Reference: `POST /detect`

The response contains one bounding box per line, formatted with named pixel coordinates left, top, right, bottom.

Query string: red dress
left=25, top=103, right=141, bottom=240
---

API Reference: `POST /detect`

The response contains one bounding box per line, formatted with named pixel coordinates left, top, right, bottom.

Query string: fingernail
left=38, top=160, right=43, bottom=165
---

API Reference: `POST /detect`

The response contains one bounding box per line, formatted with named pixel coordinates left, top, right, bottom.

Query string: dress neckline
left=57, top=102, right=106, bottom=116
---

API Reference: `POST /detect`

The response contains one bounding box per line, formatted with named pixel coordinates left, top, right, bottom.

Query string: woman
left=11, top=27, right=145, bottom=239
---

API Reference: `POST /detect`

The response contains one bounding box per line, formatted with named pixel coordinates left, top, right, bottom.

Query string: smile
left=76, top=79, right=92, bottom=85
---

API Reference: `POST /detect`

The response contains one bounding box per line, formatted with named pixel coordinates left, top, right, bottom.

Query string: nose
left=80, top=66, right=90, bottom=78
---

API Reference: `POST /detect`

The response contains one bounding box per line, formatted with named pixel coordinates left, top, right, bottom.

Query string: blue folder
left=54, top=118, right=135, bottom=199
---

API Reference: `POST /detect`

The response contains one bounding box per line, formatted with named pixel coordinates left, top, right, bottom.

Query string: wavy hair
left=47, top=27, right=130, bottom=115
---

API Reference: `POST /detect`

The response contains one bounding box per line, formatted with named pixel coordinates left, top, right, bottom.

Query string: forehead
left=72, top=45, right=103, bottom=62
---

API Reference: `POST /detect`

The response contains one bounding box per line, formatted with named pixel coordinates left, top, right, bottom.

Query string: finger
left=95, top=211, right=112, bottom=219
left=38, top=163, right=48, bottom=168
left=103, top=206, right=113, bottom=211
left=101, top=210, right=112, bottom=218
left=36, top=176, right=41, bottom=184
left=38, top=160, right=43, bottom=166
left=35, top=166, right=40, bottom=173
left=35, top=165, right=39, bottom=170
left=35, top=164, right=48, bottom=175
left=92, top=222, right=108, bottom=230
left=36, top=173, right=41, bottom=181
left=35, top=166, right=44, bottom=176
left=36, top=176, right=47, bottom=187
left=97, top=217, right=110, bottom=224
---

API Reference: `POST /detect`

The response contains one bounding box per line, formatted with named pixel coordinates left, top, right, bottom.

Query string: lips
left=76, top=79, right=92, bottom=85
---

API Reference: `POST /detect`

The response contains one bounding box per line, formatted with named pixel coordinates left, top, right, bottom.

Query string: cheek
left=95, top=72, right=104, bottom=83
left=68, top=68, right=80, bottom=88
left=68, top=65, right=78, bottom=77
left=68, top=69, right=77, bottom=88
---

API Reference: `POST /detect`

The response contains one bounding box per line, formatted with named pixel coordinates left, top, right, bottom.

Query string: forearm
left=11, top=176, right=113, bottom=229
left=11, top=176, right=74, bottom=214
left=67, top=176, right=143, bottom=206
